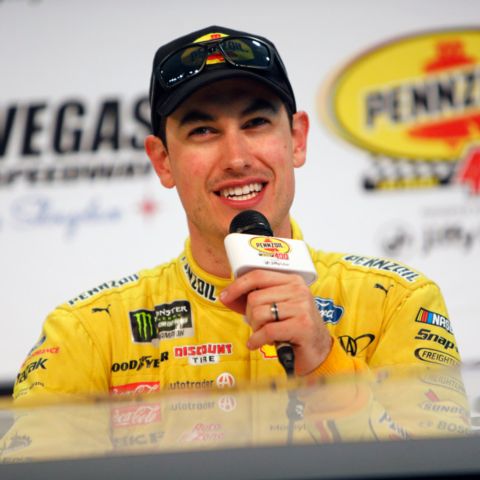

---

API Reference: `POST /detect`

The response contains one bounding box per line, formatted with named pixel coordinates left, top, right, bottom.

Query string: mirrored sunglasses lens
left=221, top=38, right=271, bottom=67
left=160, top=46, right=206, bottom=87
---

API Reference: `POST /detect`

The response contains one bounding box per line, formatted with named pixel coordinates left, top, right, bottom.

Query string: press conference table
left=1, top=364, right=479, bottom=479
left=2, top=435, right=480, bottom=480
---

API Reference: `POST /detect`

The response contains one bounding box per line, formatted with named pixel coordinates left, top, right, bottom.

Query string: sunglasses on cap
left=155, top=35, right=274, bottom=90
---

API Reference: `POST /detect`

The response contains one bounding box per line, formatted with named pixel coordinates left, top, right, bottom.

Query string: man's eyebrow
left=178, top=110, right=215, bottom=126
left=177, top=98, right=280, bottom=126
left=241, top=98, right=279, bottom=116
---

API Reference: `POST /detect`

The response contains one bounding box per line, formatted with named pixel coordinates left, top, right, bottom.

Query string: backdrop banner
left=1, top=0, right=479, bottom=386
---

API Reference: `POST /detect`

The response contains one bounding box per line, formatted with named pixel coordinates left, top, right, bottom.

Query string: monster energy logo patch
left=129, top=300, right=193, bottom=343
left=130, top=310, right=156, bottom=342
left=155, top=300, right=193, bottom=340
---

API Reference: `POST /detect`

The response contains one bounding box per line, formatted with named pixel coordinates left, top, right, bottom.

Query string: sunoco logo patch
left=321, top=28, right=480, bottom=193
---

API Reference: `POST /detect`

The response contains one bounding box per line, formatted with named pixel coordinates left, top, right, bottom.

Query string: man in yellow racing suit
left=13, top=25, right=460, bottom=403
left=14, top=220, right=459, bottom=402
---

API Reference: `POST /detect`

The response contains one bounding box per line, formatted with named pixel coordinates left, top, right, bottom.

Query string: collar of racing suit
left=178, top=217, right=306, bottom=305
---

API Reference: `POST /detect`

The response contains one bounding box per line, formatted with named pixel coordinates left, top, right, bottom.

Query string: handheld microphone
left=225, top=211, right=317, bottom=284
left=225, top=210, right=317, bottom=376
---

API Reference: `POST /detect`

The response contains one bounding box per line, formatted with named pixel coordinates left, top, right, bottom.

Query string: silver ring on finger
left=270, top=302, right=279, bottom=322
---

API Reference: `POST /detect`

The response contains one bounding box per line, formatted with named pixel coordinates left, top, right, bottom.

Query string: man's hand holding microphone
left=220, top=210, right=333, bottom=377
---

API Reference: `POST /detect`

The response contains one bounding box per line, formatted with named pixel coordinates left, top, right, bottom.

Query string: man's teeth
left=220, top=183, right=263, bottom=201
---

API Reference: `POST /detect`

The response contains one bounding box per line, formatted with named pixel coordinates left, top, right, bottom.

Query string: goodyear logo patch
left=321, top=28, right=480, bottom=193
left=416, top=308, right=453, bottom=334
left=343, top=255, right=420, bottom=282
left=314, top=297, right=344, bottom=324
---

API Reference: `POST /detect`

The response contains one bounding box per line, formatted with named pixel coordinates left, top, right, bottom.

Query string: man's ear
left=291, top=111, right=309, bottom=168
left=144, top=135, right=175, bottom=188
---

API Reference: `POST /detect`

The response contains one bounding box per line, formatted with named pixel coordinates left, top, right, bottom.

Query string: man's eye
left=189, top=126, right=213, bottom=137
left=244, top=117, right=269, bottom=128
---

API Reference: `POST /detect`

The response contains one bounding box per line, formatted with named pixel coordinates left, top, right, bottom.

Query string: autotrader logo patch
left=130, top=300, right=193, bottom=343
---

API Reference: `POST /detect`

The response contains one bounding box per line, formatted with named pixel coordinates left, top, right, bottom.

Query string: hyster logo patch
left=416, top=308, right=453, bottom=334
left=129, top=300, right=193, bottom=342
left=314, top=297, right=344, bottom=324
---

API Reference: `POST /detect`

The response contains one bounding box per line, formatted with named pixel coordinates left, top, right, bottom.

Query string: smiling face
left=145, top=78, right=309, bottom=276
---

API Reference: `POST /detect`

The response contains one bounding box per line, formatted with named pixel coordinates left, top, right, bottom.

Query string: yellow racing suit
left=13, top=220, right=460, bottom=402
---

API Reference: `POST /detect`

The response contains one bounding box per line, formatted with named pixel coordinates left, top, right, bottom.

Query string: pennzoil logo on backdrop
left=321, top=28, right=480, bottom=194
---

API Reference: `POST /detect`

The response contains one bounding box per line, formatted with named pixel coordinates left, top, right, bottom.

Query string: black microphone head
left=229, top=210, right=273, bottom=236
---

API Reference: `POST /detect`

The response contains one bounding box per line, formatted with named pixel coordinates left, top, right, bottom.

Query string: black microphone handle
left=229, top=210, right=295, bottom=377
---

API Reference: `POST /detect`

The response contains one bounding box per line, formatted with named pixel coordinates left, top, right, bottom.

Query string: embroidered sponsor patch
left=314, top=297, right=344, bottom=324
left=338, top=334, right=375, bottom=356
left=181, top=256, right=217, bottom=302
left=68, top=274, right=139, bottom=305
left=343, top=255, right=420, bottom=282
left=129, top=300, right=193, bottom=342
left=415, top=347, right=458, bottom=366
left=174, top=343, right=232, bottom=365
left=416, top=308, right=453, bottom=334
left=110, top=381, right=160, bottom=395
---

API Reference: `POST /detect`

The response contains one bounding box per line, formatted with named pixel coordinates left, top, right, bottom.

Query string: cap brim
left=156, top=68, right=295, bottom=117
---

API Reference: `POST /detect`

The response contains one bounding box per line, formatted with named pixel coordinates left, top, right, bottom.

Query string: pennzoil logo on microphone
left=249, top=236, right=291, bottom=260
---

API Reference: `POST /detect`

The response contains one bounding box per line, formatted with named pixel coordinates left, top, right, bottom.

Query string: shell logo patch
left=260, top=344, right=277, bottom=359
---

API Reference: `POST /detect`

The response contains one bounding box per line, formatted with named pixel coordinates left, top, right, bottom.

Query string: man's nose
left=220, top=130, right=253, bottom=171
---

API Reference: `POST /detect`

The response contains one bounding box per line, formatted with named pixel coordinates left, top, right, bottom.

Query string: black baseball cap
left=149, top=25, right=297, bottom=136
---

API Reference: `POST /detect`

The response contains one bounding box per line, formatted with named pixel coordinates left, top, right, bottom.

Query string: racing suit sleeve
left=13, top=309, right=109, bottom=405
left=305, top=280, right=460, bottom=379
